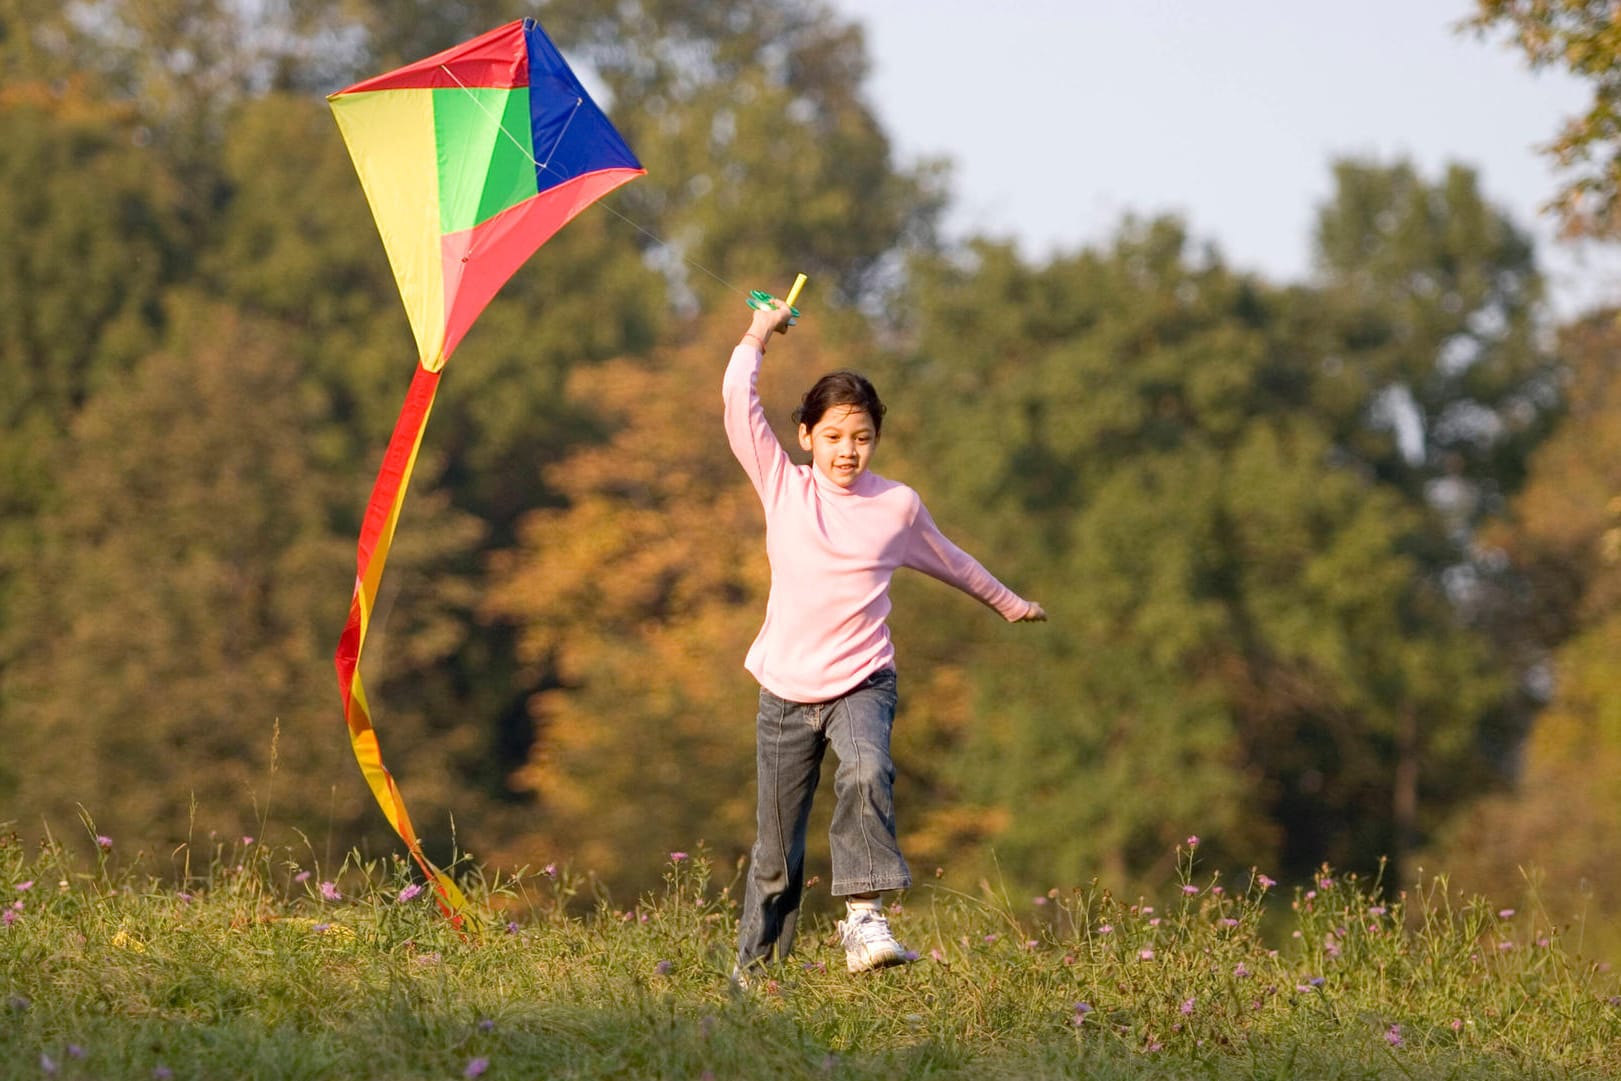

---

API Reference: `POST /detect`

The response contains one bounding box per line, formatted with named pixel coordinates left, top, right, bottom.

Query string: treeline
left=1, top=0, right=1617, bottom=934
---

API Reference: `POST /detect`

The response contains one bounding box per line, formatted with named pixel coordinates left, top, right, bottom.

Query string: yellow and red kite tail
left=332, top=365, right=471, bottom=921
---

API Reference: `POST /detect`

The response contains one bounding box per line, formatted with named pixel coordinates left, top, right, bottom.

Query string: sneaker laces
left=842, top=907, right=896, bottom=949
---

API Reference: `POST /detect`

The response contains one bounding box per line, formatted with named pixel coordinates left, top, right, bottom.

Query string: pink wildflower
left=319, top=881, right=341, bottom=902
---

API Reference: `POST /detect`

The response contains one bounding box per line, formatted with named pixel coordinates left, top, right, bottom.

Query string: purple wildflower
left=1097, top=924, right=1113, bottom=935
left=396, top=883, right=423, bottom=904
left=1385, top=1024, right=1403, bottom=1047
left=319, top=881, right=341, bottom=902
left=2, top=910, right=15, bottom=928
left=542, top=863, right=557, bottom=878
left=505, top=921, right=520, bottom=935
left=15, top=881, right=31, bottom=892
left=1182, top=884, right=1199, bottom=895
left=1180, top=997, right=1195, bottom=1015
left=1072, top=1002, right=1093, bottom=1025
left=1138, top=948, right=1155, bottom=960
left=465, top=1057, right=489, bottom=1078
left=1234, top=962, right=1250, bottom=978
left=1369, top=905, right=1386, bottom=916
left=311, top=923, right=331, bottom=933
left=39, top=1052, right=57, bottom=1075
left=1256, top=873, right=1277, bottom=890
left=669, top=851, right=688, bottom=863
left=1186, top=835, right=1200, bottom=848
left=1220, top=917, right=1239, bottom=928
left=1318, top=877, right=1334, bottom=890
left=96, top=836, right=112, bottom=850
left=478, top=1018, right=495, bottom=1032
left=655, top=960, right=673, bottom=976
left=242, top=836, right=254, bottom=846
left=294, top=871, right=311, bottom=883
left=67, top=1046, right=85, bottom=1059
left=1498, top=908, right=1515, bottom=919
left=153, top=1067, right=173, bottom=1081
left=929, top=948, right=946, bottom=963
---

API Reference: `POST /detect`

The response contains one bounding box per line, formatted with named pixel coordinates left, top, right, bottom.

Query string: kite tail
left=334, top=363, right=473, bottom=925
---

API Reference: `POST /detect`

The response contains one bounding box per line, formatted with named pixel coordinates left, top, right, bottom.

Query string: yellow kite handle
left=746, top=273, right=807, bottom=320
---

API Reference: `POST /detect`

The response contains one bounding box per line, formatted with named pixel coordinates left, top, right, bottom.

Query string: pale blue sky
left=836, top=0, right=1619, bottom=317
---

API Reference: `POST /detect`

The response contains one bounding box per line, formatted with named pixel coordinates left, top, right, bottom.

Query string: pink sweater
left=723, top=343, right=1033, bottom=702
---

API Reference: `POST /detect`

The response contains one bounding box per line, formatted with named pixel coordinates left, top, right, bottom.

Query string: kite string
left=439, top=63, right=750, bottom=300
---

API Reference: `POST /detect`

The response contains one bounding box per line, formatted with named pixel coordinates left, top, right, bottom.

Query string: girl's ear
left=797, top=423, right=813, bottom=452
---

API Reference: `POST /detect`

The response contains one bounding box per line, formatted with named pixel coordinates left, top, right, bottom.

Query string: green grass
left=1, top=828, right=1617, bottom=1080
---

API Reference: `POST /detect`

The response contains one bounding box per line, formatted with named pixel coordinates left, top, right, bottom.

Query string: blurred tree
left=543, top=0, right=948, bottom=310
left=0, top=80, right=188, bottom=804
left=1426, top=311, right=1621, bottom=955
left=1464, top=1, right=1621, bottom=239
left=0, top=296, right=482, bottom=854
left=890, top=204, right=1532, bottom=890
left=1305, top=159, right=1556, bottom=869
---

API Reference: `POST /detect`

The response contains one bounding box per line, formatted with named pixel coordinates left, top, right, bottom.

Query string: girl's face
left=798, top=405, right=877, bottom=489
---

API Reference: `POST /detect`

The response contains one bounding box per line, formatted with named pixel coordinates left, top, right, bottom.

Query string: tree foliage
left=1465, top=1, right=1621, bottom=238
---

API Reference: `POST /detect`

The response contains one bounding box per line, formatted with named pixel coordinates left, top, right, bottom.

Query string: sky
left=832, top=0, right=1621, bottom=318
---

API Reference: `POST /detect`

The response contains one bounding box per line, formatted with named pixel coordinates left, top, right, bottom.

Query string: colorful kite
left=328, top=18, right=644, bottom=920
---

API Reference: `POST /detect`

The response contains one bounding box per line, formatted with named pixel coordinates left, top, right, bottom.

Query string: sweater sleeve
left=903, top=497, right=1033, bottom=622
left=722, top=343, right=793, bottom=508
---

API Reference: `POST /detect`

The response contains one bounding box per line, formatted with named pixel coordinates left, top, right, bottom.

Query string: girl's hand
left=751, top=298, right=793, bottom=338
left=741, top=299, right=792, bottom=354
left=1018, top=602, right=1047, bottom=623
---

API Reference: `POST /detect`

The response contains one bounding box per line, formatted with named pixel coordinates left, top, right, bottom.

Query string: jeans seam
left=768, top=695, right=792, bottom=892
left=842, top=697, right=880, bottom=885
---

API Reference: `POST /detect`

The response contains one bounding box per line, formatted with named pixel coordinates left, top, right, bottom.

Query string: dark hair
left=792, top=370, right=887, bottom=435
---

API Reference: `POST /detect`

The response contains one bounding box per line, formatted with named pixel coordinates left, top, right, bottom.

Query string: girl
left=723, top=298, right=1046, bottom=978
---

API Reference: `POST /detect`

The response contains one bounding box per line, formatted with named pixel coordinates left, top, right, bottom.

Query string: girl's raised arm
left=722, top=301, right=796, bottom=505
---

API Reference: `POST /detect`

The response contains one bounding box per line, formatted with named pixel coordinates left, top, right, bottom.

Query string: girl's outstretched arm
left=903, top=499, right=1044, bottom=623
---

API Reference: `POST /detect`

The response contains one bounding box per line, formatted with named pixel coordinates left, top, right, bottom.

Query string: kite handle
left=746, top=272, right=807, bottom=324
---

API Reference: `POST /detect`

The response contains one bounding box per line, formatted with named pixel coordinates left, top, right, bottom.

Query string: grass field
left=2, top=826, right=1617, bottom=1080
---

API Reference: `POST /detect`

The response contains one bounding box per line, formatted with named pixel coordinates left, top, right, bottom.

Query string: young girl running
left=724, top=298, right=1046, bottom=978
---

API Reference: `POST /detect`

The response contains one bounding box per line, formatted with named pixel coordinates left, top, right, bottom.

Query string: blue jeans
left=736, top=668, right=910, bottom=968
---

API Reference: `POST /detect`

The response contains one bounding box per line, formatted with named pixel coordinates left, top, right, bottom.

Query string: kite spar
left=327, top=18, right=644, bottom=919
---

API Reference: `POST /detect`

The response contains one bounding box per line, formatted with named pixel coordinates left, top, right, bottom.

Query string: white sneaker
left=838, top=908, right=909, bottom=973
